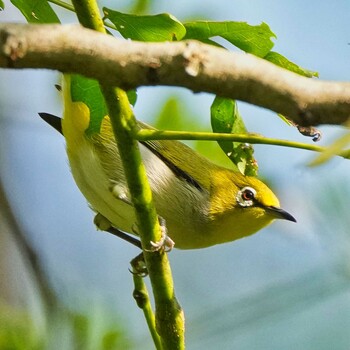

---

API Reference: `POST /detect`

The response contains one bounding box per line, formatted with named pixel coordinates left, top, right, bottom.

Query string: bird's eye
left=236, top=187, right=256, bottom=207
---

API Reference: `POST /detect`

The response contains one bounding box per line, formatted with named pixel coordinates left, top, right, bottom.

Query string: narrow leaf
left=277, top=113, right=294, bottom=126
left=103, top=8, right=186, bottom=41
left=0, top=0, right=4, bottom=11
left=154, top=98, right=234, bottom=168
left=309, top=132, right=350, bottom=166
left=69, top=76, right=136, bottom=135
left=154, top=98, right=200, bottom=131
left=211, top=97, right=258, bottom=176
left=10, top=0, right=60, bottom=23
left=154, top=98, right=188, bottom=131
left=127, top=89, right=138, bottom=106
left=264, top=51, right=318, bottom=78
left=184, top=21, right=276, bottom=57
left=130, top=0, right=152, bottom=15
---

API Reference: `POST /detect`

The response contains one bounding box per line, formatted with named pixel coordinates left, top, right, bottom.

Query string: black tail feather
left=38, top=112, right=63, bottom=135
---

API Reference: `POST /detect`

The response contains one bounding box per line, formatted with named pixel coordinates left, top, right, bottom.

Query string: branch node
left=297, top=125, right=322, bottom=142
left=133, top=288, right=148, bottom=308
left=183, top=41, right=203, bottom=77
left=147, top=67, right=159, bottom=84
left=0, top=28, right=27, bottom=66
left=144, top=57, right=161, bottom=84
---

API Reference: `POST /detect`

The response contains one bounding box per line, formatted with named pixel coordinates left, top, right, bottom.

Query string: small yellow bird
left=39, top=77, right=295, bottom=250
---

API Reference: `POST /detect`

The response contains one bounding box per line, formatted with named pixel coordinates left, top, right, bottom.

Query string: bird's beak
left=266, top=206, right=297, bottom=222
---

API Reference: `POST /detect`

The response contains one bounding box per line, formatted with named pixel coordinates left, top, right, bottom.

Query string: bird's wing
left=38, top=113, right=213, bottom=191
left=137, top=122, right=212, bottom=191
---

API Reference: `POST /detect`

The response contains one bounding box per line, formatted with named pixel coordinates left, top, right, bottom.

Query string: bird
left=39, top=78, right=295, bottom=250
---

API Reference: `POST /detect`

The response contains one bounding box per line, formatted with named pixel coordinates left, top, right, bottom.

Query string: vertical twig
left=70, top=1, right=185, bottom=348
left=131, top=254, right=162, bottom=350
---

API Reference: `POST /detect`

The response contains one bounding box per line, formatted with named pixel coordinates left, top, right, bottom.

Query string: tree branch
left=0, top=23, right=350, bottom=126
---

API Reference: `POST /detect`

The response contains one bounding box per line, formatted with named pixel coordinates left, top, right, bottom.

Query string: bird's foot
left=130, top=252, right=148, bottom=277
left=146, top=216, right=175, bottom=253
left=94, top=213, right=142, bottom=249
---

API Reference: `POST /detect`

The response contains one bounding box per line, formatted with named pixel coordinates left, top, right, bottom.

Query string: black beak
left=266, top=206, right=297, bottom=222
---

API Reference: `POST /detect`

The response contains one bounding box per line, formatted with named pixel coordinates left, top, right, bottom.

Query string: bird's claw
left=146, top=217, right=175, bottom=253
left=130, top=253, right=148, bottom=277
left=149, top=235, right=175, bottom=253
left=95, top=212, right=175, bottom=253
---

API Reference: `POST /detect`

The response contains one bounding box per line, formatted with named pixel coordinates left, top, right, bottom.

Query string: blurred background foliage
left=1, top=0, right=350, bottom=349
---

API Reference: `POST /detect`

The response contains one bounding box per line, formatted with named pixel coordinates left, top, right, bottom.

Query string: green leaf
left=154, top=97, right=235, bottom=168
left=70, top=76, right=136, bottom=135
left=10, top=0, right=60, bottom=23
left=309, top=132, right=350, bottom=166
left=277, top=113, right=294, bottom=126
left=70, top=75, right=108, bottom=136
left=184, top=21, right=276, bottom=57
left=211, top=96, right=258, bottom=176
left=127, top=89, right=137, bottom=106
left=154, top=98, right=198, bottom=131
left=264, top=51, right=319, bottom=78
left=0, top=0, right=4, bottom=11
left=155, top=98, right=185, bottom=130
left=130, top=0, right=152, bottom=15
left=103, top=8, right=186, bottom=41
left=72, top=313, right=89, bottom=349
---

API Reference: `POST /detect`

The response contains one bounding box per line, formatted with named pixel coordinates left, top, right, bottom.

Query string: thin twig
left=134, top=129, right=350, bottom=160
left=68, top=0, right=185, bottom=347
left=48, top=0, right=118, bottom=31
left=131, top=254, right=162, bottom=350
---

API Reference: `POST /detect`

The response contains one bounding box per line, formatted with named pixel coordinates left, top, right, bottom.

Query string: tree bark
left=0, top=23, right=349, bottom=127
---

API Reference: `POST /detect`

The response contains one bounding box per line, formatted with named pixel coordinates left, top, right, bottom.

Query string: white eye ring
left=236, top=187, right=256, bottom=207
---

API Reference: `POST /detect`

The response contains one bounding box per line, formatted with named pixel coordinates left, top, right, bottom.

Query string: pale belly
left=67, top=141, right=137, bottom=233
left=66, top=140, right=210, bottom=248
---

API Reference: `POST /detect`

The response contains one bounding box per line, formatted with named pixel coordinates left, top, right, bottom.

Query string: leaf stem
left=134, top=129, right=350, bottom=160
left=48, top=0, right=117, bottom=30
left=70, top=0, right=105, bottom=33
left=48, top=0, right=75, bottom=12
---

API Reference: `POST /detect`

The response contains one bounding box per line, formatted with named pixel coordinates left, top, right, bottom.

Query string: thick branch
left=1, top=23, right=350, bottom=126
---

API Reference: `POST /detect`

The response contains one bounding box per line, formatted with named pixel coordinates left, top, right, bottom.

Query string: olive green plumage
left=40, top=76, right=295, bottom=249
